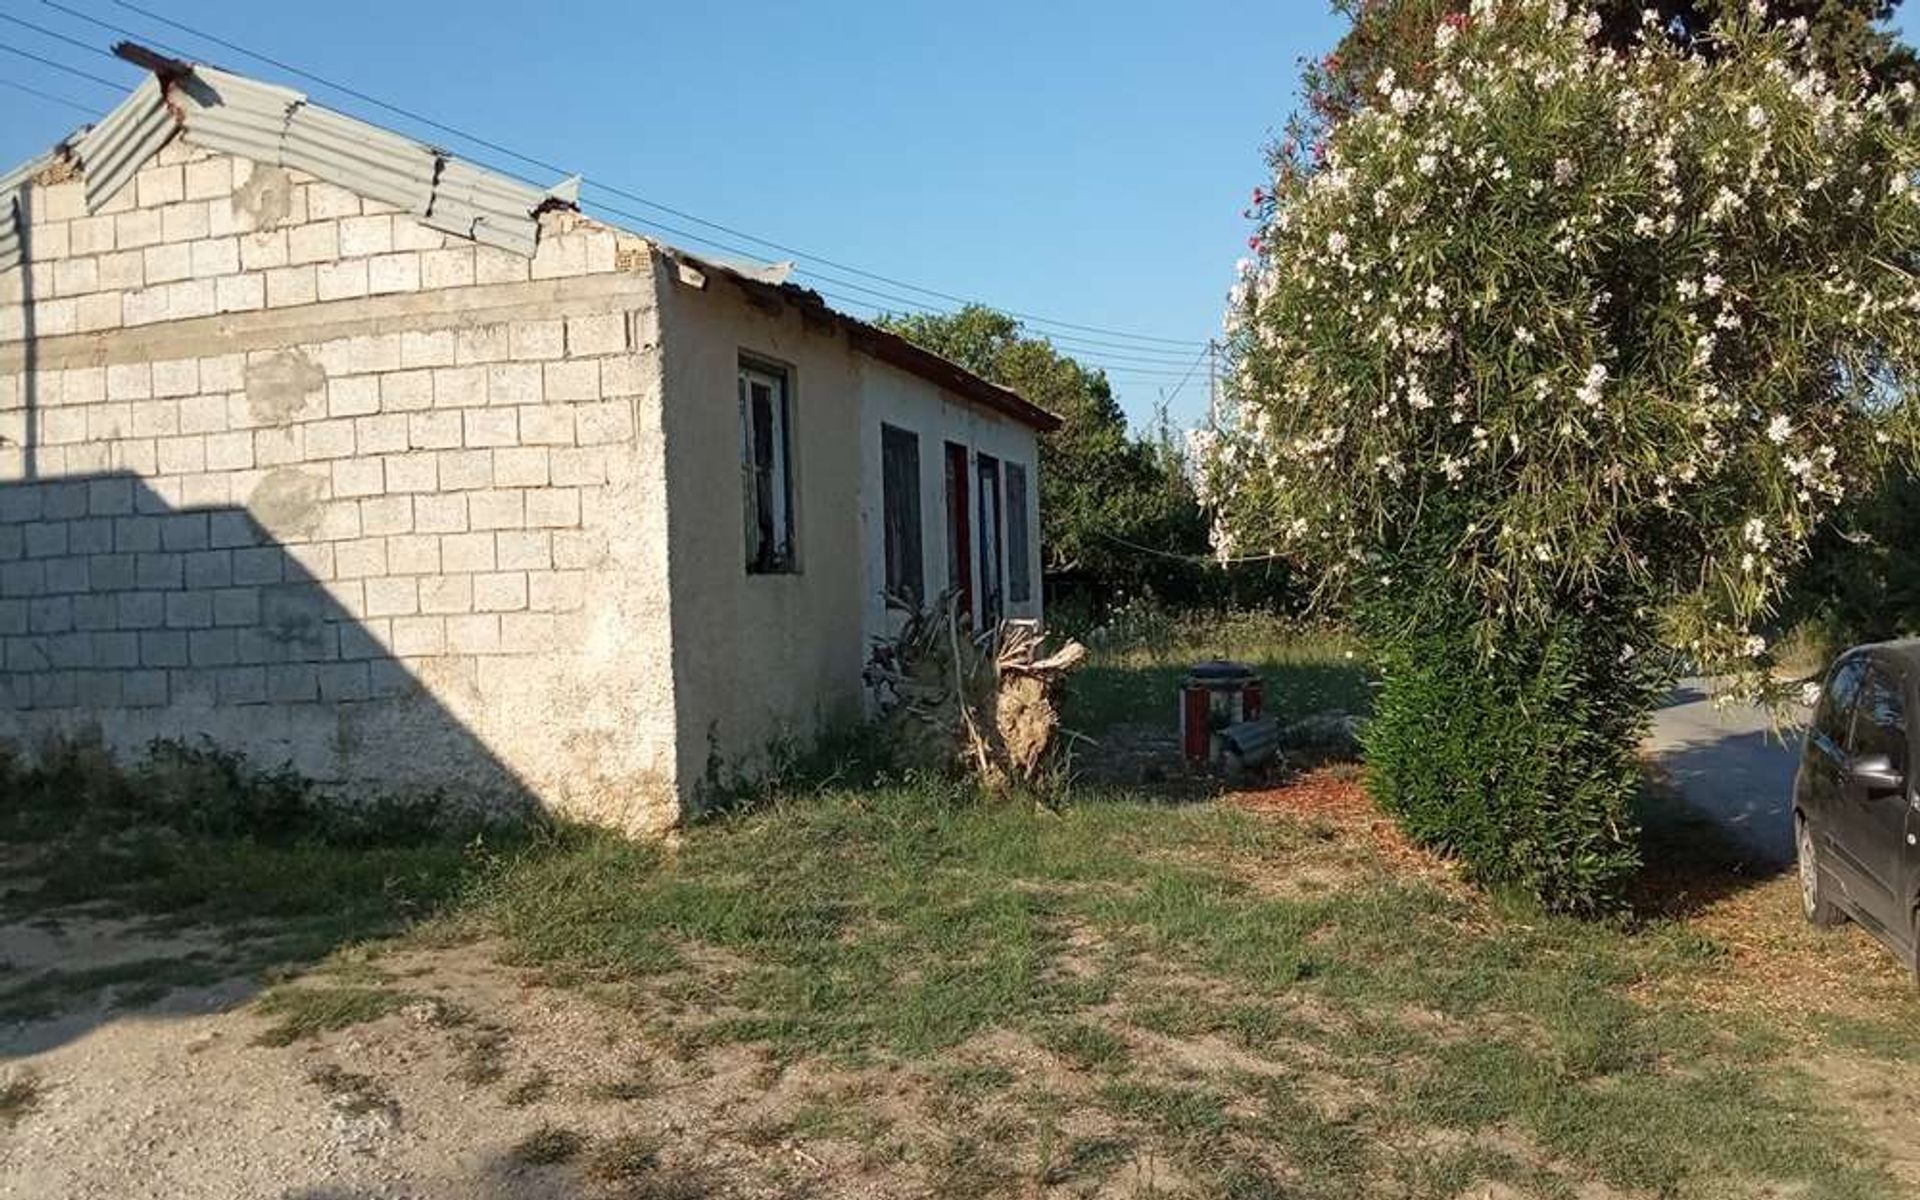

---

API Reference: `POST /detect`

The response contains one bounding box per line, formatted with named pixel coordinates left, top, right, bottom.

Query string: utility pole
left=1206, top=339, right=1220, bottom=431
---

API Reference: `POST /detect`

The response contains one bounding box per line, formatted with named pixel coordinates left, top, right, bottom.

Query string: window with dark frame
left=1853, top=667, right=1908, bottom=770
left=1817, top=657, right=1868, bottom=747
left=739, top=358, right=796, bottom=574
left=881, top=424, right=923, bottom=606
left=1005, top=462, right=1031, bottom=605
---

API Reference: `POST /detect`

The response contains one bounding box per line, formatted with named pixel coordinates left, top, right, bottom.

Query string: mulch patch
left=1228, top=768, right=1447, bottom=876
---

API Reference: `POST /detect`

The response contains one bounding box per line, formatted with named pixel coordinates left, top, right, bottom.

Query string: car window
left=1817, top=657, right=1867, bottom=745
left=1852, top=667, right=1908, bottom=770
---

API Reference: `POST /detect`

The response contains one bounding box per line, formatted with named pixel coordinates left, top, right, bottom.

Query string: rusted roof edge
left=665, top=247, right=1060, bottom=434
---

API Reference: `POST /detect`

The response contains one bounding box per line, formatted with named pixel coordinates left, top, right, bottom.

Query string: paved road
left=1646, top=680, right=1807, bottom=868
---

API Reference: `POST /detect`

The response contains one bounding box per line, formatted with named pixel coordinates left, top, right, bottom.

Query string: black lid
left=1187, top=660, right=1254, bottom=682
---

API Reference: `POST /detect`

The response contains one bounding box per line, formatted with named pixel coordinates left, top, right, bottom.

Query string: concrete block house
left=0, top=52, right=1054, bottom=833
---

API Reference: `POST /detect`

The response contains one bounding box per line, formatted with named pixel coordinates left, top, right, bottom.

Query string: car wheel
left=1797, top=814, right=1845, bottom=929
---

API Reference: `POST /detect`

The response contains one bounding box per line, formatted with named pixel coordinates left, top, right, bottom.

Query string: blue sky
left=0, top=0, right=1346, bottom=429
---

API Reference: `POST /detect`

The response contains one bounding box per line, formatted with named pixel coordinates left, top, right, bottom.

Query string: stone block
left=385, top=452, right=439, bottom=494
left=473, top=571, right=527, bottom=612
left=486, top=363, right=542, bottom=407
left=316, top=258, right=369, bottom=301
left=420, top=247, right=475, bottom=290
left=386, top=533, right=441, bottom=574
left=266, top=266, right=318, bottom=308
left=419, top=574, right=472, bottom=614
left=356, top=413, right=410, bottom=455
left=380, top=369, right=435, bottom=413
left=440, top=531, right=495, bottom=573
left=467, top=490, right=524, bottom=531
left=493, top=447, right=549, bottom=487
left=163, top=202, right=211, bottom=245
left=367, top=252, right=421, bottom=295
left=543, top=360, right=600, bottom=403
left=436, top=449, right=492, bottom=491
left=332, top=458, right=384, bottom=498
left=525, top=488, right=580, bottom=529
left=410, top=494, right=465, bottom=535
left=499, top=611, right=555, bottom=654
left=361, top=496, right=414, bottom=538
left=408, top=410, right=463, bottom=450
left=390, top=615, right=445, bottom=657
left=363, top=575, right=418, bottom=617
left=463, top=409, right=518, bottom=448
left=576, top=400, right=635, bottom=445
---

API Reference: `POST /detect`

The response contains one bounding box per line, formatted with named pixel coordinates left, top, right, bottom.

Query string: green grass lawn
left=1064, top=614, right=1371, bottom=735
left=453, top=788, right=1912, bottom=1199
left=5, top=621, right=1919, bottom=1198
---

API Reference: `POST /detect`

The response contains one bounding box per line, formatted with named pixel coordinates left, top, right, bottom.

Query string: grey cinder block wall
left=0, top=141, right=680, bottom=833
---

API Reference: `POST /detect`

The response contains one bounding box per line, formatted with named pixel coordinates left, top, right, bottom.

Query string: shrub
left=0, top=730, right=503, bottom=849
left=1201, top=1, right=1920, bottom=906
left=1362, top=584, right=1664, bottom=910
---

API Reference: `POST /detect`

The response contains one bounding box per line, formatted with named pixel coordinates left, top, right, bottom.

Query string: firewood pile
left=863, top=594, right=1087, bottom=791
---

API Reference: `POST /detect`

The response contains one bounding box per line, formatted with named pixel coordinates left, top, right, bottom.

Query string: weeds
left=587, top=1132, right=663, bottom=1183
left=451, top=1025, right=511, bottom=1086
left=511, top=1124, right=586, bottom=1166
left=0, top=1073, right=41, bottom=1128
left=253, top=985, right=410, bottom=1046
left=503, top=1068, right=552, bottom=1107
left=305, top=1063, right=392, bottom=1117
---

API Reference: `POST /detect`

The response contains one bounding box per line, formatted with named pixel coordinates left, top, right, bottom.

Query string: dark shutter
left=1006, top=462, right=1030, bottom=604
left=881, top=424, right=923, bottom=606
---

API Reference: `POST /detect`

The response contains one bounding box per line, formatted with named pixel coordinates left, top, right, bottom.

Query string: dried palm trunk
left=863, top=594, right=1086, bottom=791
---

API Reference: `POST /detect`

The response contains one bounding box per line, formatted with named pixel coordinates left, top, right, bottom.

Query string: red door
left=944, top=442, right=973, bottom=621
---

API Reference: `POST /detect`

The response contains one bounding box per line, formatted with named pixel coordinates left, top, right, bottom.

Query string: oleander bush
left=1201, top=0, right=1920, bottom=906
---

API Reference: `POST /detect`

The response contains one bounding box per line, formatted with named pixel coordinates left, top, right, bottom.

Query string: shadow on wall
left=0, top=469, right=534, bottom=810
left=0, top=471, right=541, bottom=1055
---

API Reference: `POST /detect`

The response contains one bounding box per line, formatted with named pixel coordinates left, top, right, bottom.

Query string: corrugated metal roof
left=171, top=67, right=302, bottom=170
left=0, top=151, right=56, bottom=274
left=282, top=103, right=437, bottom=215
left=75, top=75, right=176, bottom=214
left=65, top=63, right=548, bottom=257
left=425, top=159, right=546, bottom=256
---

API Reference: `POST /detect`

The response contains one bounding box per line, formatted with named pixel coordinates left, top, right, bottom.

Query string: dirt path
left=0, top=931, right=821, bottom=1200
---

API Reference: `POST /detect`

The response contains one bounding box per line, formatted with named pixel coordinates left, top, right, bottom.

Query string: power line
left=1158, top=344, right=1212, bottom=407
left=792, top=270, right=1205, bottom=364
left=0, top=40, right=129, bottom=91
left=17, top=3, right=1215, bottom=392
left=0, top=75, right=100, bottom=115
left=59, top=0, right=1207, bottom=351
left=0, top=10, right=132, bottom=64
left=1092, top=529, right=1284, bottom=567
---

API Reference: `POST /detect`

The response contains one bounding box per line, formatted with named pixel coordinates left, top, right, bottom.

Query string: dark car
left=1795, top=640, right=1920, bottom=976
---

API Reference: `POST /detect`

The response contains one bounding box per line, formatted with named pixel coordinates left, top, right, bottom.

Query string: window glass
left=740, top=360, right=794, bottom=573
left=1006, top=462, right=1031, bottom=604
left=1817, top=657, right=1867, bottom=744
left=881, top=424, right=923, bottom=606
left=1852, top=667, right=1907, bottom=770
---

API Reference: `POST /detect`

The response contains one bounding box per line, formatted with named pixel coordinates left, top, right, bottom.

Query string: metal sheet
left=425, top=159, right=543, bottom=256
left=283, top=105, right=436, bottom=215
left=24, top=56, right=571, bottom=264
left=0, top=193, right=23, bottom=276
left=0, top=151, right=55, bottom=273
left=172, top=67, right=302, bottom=170
left=75, top=76, right=176, bottom=214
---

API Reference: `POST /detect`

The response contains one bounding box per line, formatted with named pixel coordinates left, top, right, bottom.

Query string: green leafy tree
left=1206, top=2, right=1920, bottom=907
left=877, top=306, right=1215, bottom=605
